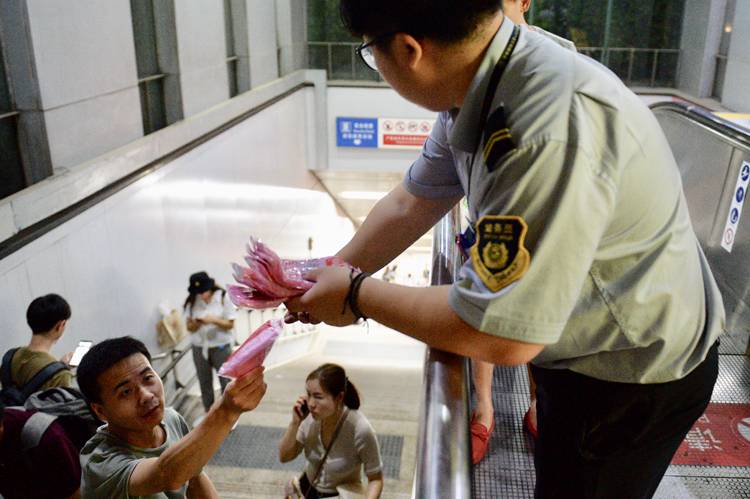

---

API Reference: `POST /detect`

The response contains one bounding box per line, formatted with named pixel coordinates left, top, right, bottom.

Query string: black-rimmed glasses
left=355, top=32, right=395, bottom=72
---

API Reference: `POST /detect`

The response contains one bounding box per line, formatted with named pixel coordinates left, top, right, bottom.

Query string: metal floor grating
left=719, top=330, right=749, bottom=355
left=209, top=425, right=403, bottom=479
left=472, top=352, right=750, bottom=498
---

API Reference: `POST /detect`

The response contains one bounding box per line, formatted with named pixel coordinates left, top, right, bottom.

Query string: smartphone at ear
left=296, top=400, right=310, bottom=419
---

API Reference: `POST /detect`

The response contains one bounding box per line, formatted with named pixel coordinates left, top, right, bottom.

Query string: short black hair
left=76, top=336, right=152, bottom=403
left=340, top=0, right=502, bottom=43
left=26, top=294, right=71, bottom=334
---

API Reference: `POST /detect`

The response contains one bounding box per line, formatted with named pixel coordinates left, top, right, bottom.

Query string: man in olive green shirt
left=78, top=336, right=267, bottom=498
left=8, top=294, right=74, bottom=391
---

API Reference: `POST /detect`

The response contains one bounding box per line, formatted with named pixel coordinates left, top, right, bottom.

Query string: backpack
left=0, top=348, right=68, bottom=406
left=16, top=386, right=101, bottom=451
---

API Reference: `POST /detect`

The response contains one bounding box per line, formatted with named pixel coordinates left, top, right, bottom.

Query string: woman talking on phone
left=279, top=363, right=383, bottom=499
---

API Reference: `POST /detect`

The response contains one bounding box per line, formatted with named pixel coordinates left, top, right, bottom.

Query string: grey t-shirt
left=80, top=407, right=191, bottom=499
left=296, top=409, right=382, bottom=494
left=403, top=21, right=725, bottom=383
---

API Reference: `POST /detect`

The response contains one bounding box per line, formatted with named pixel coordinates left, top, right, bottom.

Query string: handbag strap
left=306, top=407, right=349, bottom=496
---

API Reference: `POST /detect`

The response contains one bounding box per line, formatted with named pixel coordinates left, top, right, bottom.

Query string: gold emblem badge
left=482, top=242, right=509, bottom=270
left=470, top=215, right=530, bottom=292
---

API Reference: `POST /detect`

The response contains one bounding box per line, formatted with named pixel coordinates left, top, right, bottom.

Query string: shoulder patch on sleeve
left=483, top=106, right=516, bottom=171
left=470, top=215, right=530, bottom=292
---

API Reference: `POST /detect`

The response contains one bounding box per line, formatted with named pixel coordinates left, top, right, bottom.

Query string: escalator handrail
left=650, top=101, right=750, bottom=151
left=414, top=205, right=472, bottom=499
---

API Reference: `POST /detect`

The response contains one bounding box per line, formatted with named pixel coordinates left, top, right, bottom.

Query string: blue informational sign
left=336, top=117, right=378, bottom=148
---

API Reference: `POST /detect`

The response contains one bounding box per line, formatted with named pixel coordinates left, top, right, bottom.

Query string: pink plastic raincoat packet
left=218, top=319, right=282, bottom=379
left=228, top=237, right=350, bottom=309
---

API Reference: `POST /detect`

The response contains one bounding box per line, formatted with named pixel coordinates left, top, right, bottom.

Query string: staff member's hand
left=285, top=266, right=359, bottom=327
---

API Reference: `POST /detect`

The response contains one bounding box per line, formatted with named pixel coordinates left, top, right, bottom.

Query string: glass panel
left=307, top=0, right=354, bottom=42
left=532, top=0, right=608, bottom=48
left=137, top=82, right=149, bottom=134
left=228, top=60, right=238, bottom=97
left=145, top=78, right=166, bottom=133
left=308, top=45, right=329, bottom=72
left=0, top=117, right=26, bottom=199
left=655, top=51, right=679, bottom=87
left=138, top=78, right=166, bottom=134
left=609, top=0, right=685, bottom=50
left=719, top=0, right=736, bottom=56
left=330, top=45, right=354, bottom=80
left=0, top=38, right=12, bottom=111
left=224, top=0, right=236, bottom=57
left=130, top=0, right=159, bottom=78
left=712, top=57, right=727, bottom=99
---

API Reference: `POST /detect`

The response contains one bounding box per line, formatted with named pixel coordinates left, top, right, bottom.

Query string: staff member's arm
left=287, top=271, right=543, bottom=365
left=337, top=184, right=461, bottom=272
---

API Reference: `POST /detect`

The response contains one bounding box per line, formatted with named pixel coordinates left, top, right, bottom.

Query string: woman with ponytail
left=279, top=363, right=383, bottom=499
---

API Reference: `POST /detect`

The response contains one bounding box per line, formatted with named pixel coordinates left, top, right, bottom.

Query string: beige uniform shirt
left=403, top=21, right=724, bottom=383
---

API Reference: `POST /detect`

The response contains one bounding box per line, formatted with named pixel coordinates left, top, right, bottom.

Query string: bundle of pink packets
left=218, top=319, right=282, bottom=379
left=227, top=237, right=349, bottom=309
left=221, top=239, right=351, bottom=379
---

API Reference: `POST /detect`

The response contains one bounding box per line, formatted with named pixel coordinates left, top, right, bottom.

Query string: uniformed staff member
left=286, top=1, right=724, bottom=497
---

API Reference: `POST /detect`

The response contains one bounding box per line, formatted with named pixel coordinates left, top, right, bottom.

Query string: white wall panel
left=246, top=0, right=279, bottom=87
left=0, top=265, right=33, bottom=352
left=58, top=216, right=124, bottom=349
left=43, top=87, right=143, bottom=169
left=26, top=0, right=138, bottom=109
left=0, top=89, right=353, bottom=355
left=327, top=86, right=437, bottom=172
left=24, top=241, right=68, bottom=300
left=174, top=1, right=230, bottom=117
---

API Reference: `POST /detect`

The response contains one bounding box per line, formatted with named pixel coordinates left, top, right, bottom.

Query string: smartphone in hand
left=69, top=340, right=93, bottom=367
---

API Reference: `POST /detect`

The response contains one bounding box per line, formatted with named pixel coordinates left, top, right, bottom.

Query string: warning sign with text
left=378, top=118, right=435, bottom=150
left=671, top=403, right=750, bottom=467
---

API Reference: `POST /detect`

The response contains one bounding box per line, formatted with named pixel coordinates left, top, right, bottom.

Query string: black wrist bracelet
left=342, top=268, right=358, bottom=315
left=348, top=271, right=370, bottom=320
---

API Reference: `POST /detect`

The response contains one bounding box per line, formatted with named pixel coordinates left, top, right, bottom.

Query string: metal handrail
left=0, top=110, right=19, bottom=120
left=650, top=101, right=750, bottom=150
left=151, top=338, right=196, bottom=408
left=415, top=205, right=471, bottom=499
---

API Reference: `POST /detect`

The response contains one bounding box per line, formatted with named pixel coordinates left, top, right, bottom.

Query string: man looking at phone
left=77, top=336, right=267, bottom=498
left=2, top=295, right=74, bottom=400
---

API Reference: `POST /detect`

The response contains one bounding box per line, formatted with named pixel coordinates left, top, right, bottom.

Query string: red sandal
left=523, top=408, right=538, bottom=440
left=470, top=415, right=495, bottom=464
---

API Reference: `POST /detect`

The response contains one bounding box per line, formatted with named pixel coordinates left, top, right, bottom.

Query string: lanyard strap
left=475, top=24, right=521, bottom=150
left=466, top=23, right=520, bottom=217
